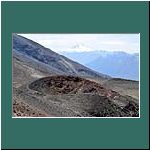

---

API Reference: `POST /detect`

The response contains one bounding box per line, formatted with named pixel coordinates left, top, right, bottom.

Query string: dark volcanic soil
left=19, top=75, right=139, bottom=117
left=12, top=34, right=139, bottom=117
left=29, top=76, right=119, bottom=98
left=13, top=99, right=48, bottom=117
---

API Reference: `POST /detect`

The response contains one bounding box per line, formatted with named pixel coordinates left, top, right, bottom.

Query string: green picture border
left=1, top=1, right=149, bottom=149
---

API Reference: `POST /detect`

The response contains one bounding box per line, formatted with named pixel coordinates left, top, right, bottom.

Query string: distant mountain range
left=61, top=50, right=139, bottom=81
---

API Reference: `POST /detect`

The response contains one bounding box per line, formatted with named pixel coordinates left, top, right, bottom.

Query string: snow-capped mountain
left=65, top=43, right=94, bottom=52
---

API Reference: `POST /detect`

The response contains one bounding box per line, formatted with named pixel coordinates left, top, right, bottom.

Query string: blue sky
left=19, top=34, right=140, bottom=54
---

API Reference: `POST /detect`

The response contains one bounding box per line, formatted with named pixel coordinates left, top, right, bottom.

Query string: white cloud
left=99, top=41, right=125, bottom=45
left=18, top=33, right=140, bottom=54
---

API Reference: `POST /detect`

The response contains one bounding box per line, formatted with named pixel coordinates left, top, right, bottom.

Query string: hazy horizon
left=18, top=33, right=140, bottom=54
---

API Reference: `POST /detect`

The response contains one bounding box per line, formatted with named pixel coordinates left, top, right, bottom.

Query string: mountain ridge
left=13, top=34, right=110, bottom=79
left=61, top=50, right=139, bottom=81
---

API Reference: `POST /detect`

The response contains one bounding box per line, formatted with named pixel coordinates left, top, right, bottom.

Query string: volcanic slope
left=12, top=34, right=139, bottom=117
left=13, top=34, right=109, bottom=81
left=102, top=78, right=139, bottom=100
left=14, top=76, right=139, bottom=117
